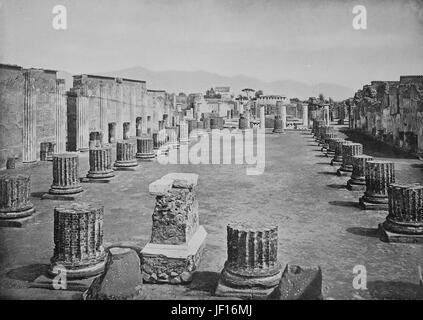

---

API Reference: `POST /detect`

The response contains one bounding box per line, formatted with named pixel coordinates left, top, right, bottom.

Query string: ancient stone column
left=326, top=138, right=343, bottom=158
left=379, top=183, right=423, bottom=243
left=260, top=106, right=265, bottom=129
left=55, top=79, right=67, bottom=153
left=77, top=95, right=89, bottom=151
left=49, top=202, right=107, bottom=279
left=99, top=84, right=107, bottom=135
left=87, top=145, right=114, bottom=180
left=23, top=71, right=37, bottom=163
left=40, top=142, right=55, bottom=161
left=89, top=131, right=103, bottom=149
left=330, top=140, right=352, bottom=166
left=0, top=174, right=35, bottom=220
left=359, top=160, right=395, bottom=210
left=312, top=120, right=325, bottom=138
left=324, top=105, right=330, bottom=126
left=114, top=140, right=138, bottom=168
left=210, top=118, right=218, bottom=130
left=321, top=132, right=336, bottom=152
left=179, top=121, right=190, bottom=144
left=49, top=153, right=83, bottom=195
left=203, top=118, right=211, bottom=131
left=141, top=173, right=207, bottom=284
left=302, top=104, right=309, bottom=129
left=136, top=136, right=156, bottom=160
left=217, top=117, right=224, bottom=129
left=166, top=127, right=178, bottom=148
left=337, top=143, right=363, bottom=176
left=239, top=114, right=248, bottom=131
left=347, top=155, right=374, bottom=191
left=273, top=115, right=284, bottom=133
left=281, top=104, right=287, bottom=130
left=215, top=223, right=282, bottom=299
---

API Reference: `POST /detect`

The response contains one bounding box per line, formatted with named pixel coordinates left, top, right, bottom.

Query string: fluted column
left=210, top=118, right=218, bottom=130
left=166, top=127, right=178, bottom=147
left=281, top=104, right=287, bottom=130
left=273, top=115, right=284, bottom=133
left=99, top=84, right=107, bottom=134
left=49, top=153, right=83, bottom=195
left=324, top=105, right=330, bottom=126
left=23, top=71, right=36, bottom=163
left=260, top=106, right=265, bottom=129
left=326, top=137, right=343, bottom=157
left=330, top=140, right=352, bottom=166
left=216, top=223, right=282, bottom=298
left=321, top=132, right=336, bottom=152
left=40, top=142, right=55, bottom=161
left=302, top=104, right=308, bottom=129
left=179, top=121, right=189, bottom=144
left=77, top=95, right=89, bottom=151
left=49, top=202, right=106, bottom=279
left=380, top=183, right=423, bottom=241
left=130, top=87, right=136, bottom=137
left=114, top=140, right=137, bottom=168
left=87, top=145, right=114, bottom=179
left=0, top=174, right=35, bottom=219
left=337, top=143, right=363, bottom=176
left=55, top=79, right=67, bottom=153
left=116, top=84, right=123, bottom=140
left=347, top=155, right=374, bottom=190
left=359, top=160, right=395, bottom=210
left=136, top=136, right=156, bottom=160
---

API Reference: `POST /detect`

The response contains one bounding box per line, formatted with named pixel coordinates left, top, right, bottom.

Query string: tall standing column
left=347, top=155, right=374, bottom=191
left=48, top=153, right=83, bottom=195
left=23, top=71, right=37, bottom=163
left=337, top=142, right=363, bottom=176
left=77, top=94, right=89, bottom=151
left=326, top=137, right=343, bottom=158
left=302, top=104, right=309, bottom=129
left=359, top=160, right=395, bottom=210
left=49, top=202, right=107, bottom=279
left=130, top=87, right=136, bottom=137
left=114, top=140, right=138, bottom=168
left=239, top=114, right=248, bottom=131
left=136, top=136, right=156, bottom=160
left=260, top=106, right=265, bottom=130
left=281, top=104, right=287, bottom=130
left=324, top=105, right=330, bottom=126
left=379, top=183, right=423, bottom=243
left=99, top=84, right=107, bottom=135
left=116, top=83, right=123, bottom=141
left=0, top=174, right=35, bottom=220
left=87, top=145, right=114, bottom=180
left=55, top=79, right=67, bottom=153
left=215, top=223, right=282, bottom=299
left=179, top=121, right=189, bottom=144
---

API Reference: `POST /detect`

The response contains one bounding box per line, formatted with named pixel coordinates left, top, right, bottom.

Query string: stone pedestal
left=330, top=140, right=351, bottom=166
left=379, top=183, right=423, bottom=243
left=210, top=118, right=218, bottom=130
left=260, top=107, right=265, bottom=129
left=114, top=140, right=138, bottom=168
left=312, top=120, right=325, bottom=138
left=48, top=153, right=83, bottom=196
left=337, top=143, right=363, bottom=176
left=89, top=131, right=103, bottom=149
left=239, top=114, right=248, bottom=131
left=321, top=132, right=336, bottom=152
left=302, top=105, right=309, bottom=129
left=273, top=115, right=284, bottom=134
left=136, top=136, right=156, bottom=160
left=141, top=173, right=207, bottom=284
left=347, top=155, right=374, bottom=191
left=0, top=173, right=35, bottom=227
left=359, top=160, right=395, bottom=210
left=40, top=142, right=55, bottom=161
left=87, top=146, right=114, bottom=180
left=153, top=131, right=167, bottom=150
left=179, top=121, right=190, bottom=144
left=215, top=223, right=282, bottom=299
left=48, top=202, right=107, bottom=279
left=6, top=157, right=17, bottom=169
left=326, top=138, right=343, bottom=158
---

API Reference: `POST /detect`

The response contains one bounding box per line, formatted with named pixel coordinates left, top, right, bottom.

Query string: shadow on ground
left=187, top=271, right=220, bottom=294
left=346, top=227, right=379, bottom=238
left=6, top=264, right=49, bottom=282
left=329, top=200, right=359, bottom=208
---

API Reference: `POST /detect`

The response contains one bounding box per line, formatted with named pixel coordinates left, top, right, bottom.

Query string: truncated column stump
left=44, top=153, right=83, bottom=200
left=359, top=160, right=395, bottom=210
left=87, top=145, right=114, bottom=180
left=0, top=173, right=35, bottom=227
left=321, top=132, right=336, bottom=152
left=347, top=155, right=374, bottom=191
left=179, top=121, right=190, bottom=144
left=48, top=202, right=107, bottom=279
left=141, top=173, right=207, bottom=284
left=379, top=183, right=423, bottom=243
left=273, top=115, right=284, bottom=134
left=337, top=143, right=363, bottom=176
left=330, top=140, right=351, bottom=166
left=136, top=136, right=156, bottom=161
left=326, top=138, right=343, bottom=158
left=215, top=223, right=282, bottom=299
left=114, top=140, right=138, bottom=169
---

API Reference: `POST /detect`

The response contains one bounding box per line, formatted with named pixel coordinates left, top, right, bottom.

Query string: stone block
left=149, top=178, right=174, bottom=196
left=379, top=223, right=423, bottom=244
left=268, top=264, right=323, bottom=300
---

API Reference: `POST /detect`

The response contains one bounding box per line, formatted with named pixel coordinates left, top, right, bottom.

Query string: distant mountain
left=60, top=66, right=354, bottom=100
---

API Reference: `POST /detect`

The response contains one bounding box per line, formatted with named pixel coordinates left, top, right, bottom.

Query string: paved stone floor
left=0, top=126, right=422, bottom=300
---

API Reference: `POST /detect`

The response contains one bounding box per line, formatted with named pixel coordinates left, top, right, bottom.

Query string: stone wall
left=0, top=64, right=65, bottom=169
left=347, top=76, right=423, bottom=155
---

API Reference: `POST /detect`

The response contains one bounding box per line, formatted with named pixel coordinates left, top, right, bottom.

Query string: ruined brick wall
left=147, top=90, right=166, bottom=132
left=348, top=76, right=423, bottom=155
left=0, top=64, right=61, bottom=169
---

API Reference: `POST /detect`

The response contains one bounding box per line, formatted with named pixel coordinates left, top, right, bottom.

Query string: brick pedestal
left=379, top=183, right=423, bottom=243
left=141, top=173, right=207, bottom=284
left=48, top=202, right=107, bottom=279
left=215, top=223, right=282, bottom=299
left=114, top=140, right=138, bottom=168
left=337, top=143, right=363, bottom=176
left=49, top=153, right=83, bottom=195
left=0, top=174, right=35, bottom=226
left=87, top=146, right=114, bottom=180
left=136, top=136, right=156, bottom=160
left=347, top=155, right=374, bottom=191
left=359, top=160, right=395, bottom=210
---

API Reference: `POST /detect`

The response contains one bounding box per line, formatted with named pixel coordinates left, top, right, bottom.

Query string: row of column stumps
left=311, top=119, right=423, bottom=243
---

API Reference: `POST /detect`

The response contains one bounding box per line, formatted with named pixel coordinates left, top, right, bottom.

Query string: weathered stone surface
left=87, top=145, right=114, bottom=179
left=136, top=136, right=156, bottom=160
left=269, top=264, right=323, bottom=300
left=49, top=153, right=83, bottom=195
left=114, top=140, right=137, bottom=168
left=347, top=154, right=374, bottom=190
left=84, top=247, right=144, bottom=300
left=0, top=173, right=34, bottom=220
left=337, top=143, right=363, bottom=176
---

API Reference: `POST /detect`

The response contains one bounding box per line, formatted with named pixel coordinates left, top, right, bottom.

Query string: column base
left=141, top=226, right=207, bottom=284
left=325, top=151, right=335, bottom=158
left=86, top=170, right=115, bottom=180
left=346, top=179, right=366, bottom=191
left=48, top=185, right=83, bottom=196
left=330, top=158, right=342, bottom=166
left=272, top=129, right=285, bottom=134
left=359, top=196, right=388, bottom=210
left=113, top=160, right=138, bottom=168
left=179, top=139, right=190, bottom=144
left=136, top=152, right=156, bottom=161
left=336, top=166, right=353, bottom=176
left=48, top=256, right=107, bottom=280
left=379, top=223, right=423, bottom=244
left=0, top=205, right=35, bottom=220
left=0, top=208, right=35, bottom=228
left=215, top=266, right=282, bottom=300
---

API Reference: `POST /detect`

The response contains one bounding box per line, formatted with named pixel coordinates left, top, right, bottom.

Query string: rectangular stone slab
left=149, top=173, right=199, bottom=195
left=379, top=223, right=423, bottom=244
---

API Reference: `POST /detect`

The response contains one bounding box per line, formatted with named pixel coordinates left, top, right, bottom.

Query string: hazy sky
left=0, top=0, right=422, bottom=89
